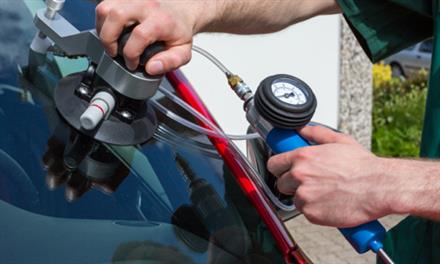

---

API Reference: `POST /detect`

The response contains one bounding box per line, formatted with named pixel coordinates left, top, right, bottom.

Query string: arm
left=267, top=126, right=440, bottom=227
left=378, top=158, right=440, bottom=221
left=95, top=0, right=340, bottom=74
left=197, top=0, right=340, bottom=34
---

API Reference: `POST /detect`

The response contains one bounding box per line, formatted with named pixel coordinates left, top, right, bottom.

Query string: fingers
left=276, top=170, right=300, bottom=195
left=298, top=125, right=356, bottom=145
left=96, top=0, right=194, bottom=74
left=99, top=3, right=145, bottom=57
left=267, top=151, right=294, bottom=177
left=146, top=44, right=192, bottom=75
left=95, top=1, right=111, bottom=35
left=122, top=22, right=158, bottom=70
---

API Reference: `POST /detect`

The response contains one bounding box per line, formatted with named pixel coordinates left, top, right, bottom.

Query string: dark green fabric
left=336, top=1, right=440, bottom=263
left=337, top=0, right=433, bottom=62
left=421, top=2, right=440, bottom=158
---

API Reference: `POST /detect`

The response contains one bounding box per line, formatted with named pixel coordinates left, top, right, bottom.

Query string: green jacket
left=336, top=0, right=439, bottom=263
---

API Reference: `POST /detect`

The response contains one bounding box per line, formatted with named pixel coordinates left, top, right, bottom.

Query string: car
left=0, top=1, right=310, bottom=263
left=384, top=39, right=432, bottom=78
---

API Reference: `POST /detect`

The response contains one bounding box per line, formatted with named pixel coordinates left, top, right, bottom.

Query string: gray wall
left=338, top=18, right=373, bottom=149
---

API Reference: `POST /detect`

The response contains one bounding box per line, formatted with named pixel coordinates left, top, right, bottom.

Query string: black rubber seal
left=254, top=74, right=317, bottom=129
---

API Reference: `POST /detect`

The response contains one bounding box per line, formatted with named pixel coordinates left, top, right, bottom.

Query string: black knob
left=117, top=25, right=166, bottom=69
left=254, top=74, right=316, bottom=129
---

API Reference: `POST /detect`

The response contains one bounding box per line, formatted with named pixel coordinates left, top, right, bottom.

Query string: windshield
left=0, top=1, right=284, bottom=263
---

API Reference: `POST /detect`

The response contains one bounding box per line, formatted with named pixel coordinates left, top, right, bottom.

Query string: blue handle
left=266, top=127, right=386, bottom=254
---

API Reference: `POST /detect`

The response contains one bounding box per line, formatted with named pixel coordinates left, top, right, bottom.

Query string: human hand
left=96, top=0, right=210, bottom=74
left=267, top=125, right=390, bottom=227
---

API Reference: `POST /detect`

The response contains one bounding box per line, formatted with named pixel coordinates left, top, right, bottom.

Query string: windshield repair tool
left=187, top=45, right=394, bottom=263
left=231, top=73, right=394, bottom=263
left=31, top=0, right=164, bottom=145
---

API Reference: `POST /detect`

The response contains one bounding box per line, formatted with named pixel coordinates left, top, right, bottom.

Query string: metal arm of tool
left=33, top=8, right=162, bottom=100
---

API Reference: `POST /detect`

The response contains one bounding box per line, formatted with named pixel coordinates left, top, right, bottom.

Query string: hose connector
left=45, top=0, right=65, bottom=19
left=227, top=74, right=253, bottom=102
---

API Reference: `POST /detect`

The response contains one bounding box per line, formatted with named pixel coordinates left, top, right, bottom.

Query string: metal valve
left=45, top=0, right=65, bottom=19
left=80, top=91, right=116, bottom=130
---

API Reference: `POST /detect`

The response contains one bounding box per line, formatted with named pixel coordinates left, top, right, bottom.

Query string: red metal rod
left=166, top=70, right=309, bottom=264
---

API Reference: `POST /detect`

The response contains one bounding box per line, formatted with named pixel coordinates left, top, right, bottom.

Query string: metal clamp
left=33, top=8, right=162, bottom=100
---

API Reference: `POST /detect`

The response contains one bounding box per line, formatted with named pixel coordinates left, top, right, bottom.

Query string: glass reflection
left=43, top=121, right=130, bottom=202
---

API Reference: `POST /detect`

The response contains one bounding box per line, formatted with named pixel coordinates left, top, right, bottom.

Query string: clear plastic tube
left=153, top=88, right=296, bottom=212
left=154, top=86, right=259, bottom=140
left=192, top=45, right=232, bottom=76
left=161, top=47, right=297, bottom=212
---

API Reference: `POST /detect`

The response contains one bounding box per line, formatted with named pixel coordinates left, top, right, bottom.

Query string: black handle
left=117, top=25, right=166, bottom=68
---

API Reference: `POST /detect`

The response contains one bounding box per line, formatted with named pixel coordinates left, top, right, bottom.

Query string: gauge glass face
left=271, top=80, right=307, bottom=105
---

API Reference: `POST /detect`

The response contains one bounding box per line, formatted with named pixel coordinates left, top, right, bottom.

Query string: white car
left=384, top=39, right=432, bottom=77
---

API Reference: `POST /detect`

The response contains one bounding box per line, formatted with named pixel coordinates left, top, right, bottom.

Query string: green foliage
left=372, top=70, right=428, bottom=157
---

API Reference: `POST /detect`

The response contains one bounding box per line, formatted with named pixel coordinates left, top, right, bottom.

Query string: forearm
left=379, top=158, right=440, bottom=221
left=194, top=0, right=341, bottom=34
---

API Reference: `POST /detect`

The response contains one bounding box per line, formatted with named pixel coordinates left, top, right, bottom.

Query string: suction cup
left=54, top=72, right=157, bottom=145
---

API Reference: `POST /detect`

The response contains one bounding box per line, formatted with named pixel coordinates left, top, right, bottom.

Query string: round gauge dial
left=254, top=74, right=316, bottom=129
left=271, top=81, right=307, bottom=105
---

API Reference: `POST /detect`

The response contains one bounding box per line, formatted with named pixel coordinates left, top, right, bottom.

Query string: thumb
left=298, top=125, right=354, bottom=145
left=145, top=44, right=192, bottom=75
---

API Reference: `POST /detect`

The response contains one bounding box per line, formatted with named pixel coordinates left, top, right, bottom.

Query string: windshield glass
left=0, top=1, right=284, bottom=263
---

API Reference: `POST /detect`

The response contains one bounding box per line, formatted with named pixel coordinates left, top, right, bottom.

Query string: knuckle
left=133, top=26, right=150, bottom=42
left=294, top=187, right=308, bottom=201
left=309, top=125, right=321, bottom=135
left=96, top=3, right=110, bottom=17
left=123, top=48, right=138, bottom=60
left=109, top=8, right=125, bottom=21
left=150, top=23, right=162, bottom=36
left=160, top=13, right=174, bottom=27
left=291, top=167, right=305, bottom=181
left=146, top=0, right=160, bottom=9
left=295, top=148, right=312, bottom=160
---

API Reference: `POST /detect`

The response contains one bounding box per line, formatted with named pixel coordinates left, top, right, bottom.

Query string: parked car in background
left=384, top=39, right=432, bottom=78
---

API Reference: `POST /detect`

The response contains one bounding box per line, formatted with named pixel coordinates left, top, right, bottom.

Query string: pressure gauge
left=271, top=79, right=308, bottom=105
left=254, top=74, right=317, bottom=129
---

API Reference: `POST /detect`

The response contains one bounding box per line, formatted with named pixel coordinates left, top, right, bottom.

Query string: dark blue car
left=0, top=1, right=309, bottom=263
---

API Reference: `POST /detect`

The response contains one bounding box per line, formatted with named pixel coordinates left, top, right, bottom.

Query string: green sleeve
left=336, top=0, right=433, bottom=62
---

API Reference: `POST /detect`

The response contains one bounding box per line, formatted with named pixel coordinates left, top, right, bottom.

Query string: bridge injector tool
left=31, top=0, right=165, bottom=145
left=227, top=73, right=394, bottom=264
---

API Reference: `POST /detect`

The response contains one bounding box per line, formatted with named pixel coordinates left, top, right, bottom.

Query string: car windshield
left=419, top=39, right=433, bottom=53
left=0, top=1, right=284, bottom=263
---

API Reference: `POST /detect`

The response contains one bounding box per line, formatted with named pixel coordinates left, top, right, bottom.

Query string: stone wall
left=338, top=18, right=373, bottom=149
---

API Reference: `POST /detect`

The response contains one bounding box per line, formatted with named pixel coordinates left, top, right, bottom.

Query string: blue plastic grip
left=266, top=128, right=309, bottom=154
left=339, top=221, right=385, bottom=253
left=265, top=127, right=386, bottom=254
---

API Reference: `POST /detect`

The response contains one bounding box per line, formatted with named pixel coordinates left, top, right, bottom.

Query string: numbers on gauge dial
left=271, top=81, right=307, bottom=105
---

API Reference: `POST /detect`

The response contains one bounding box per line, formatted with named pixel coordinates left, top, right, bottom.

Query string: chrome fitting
left=45, top=0, right=65, bottom=19
left=227, top=74, right=253, bottom=101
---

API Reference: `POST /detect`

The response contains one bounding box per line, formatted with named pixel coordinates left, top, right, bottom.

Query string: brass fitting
left=227, top=74, right=243, bottom=89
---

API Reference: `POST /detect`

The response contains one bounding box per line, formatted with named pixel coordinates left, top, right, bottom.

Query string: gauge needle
left=278, top=92, right=295, bottom=98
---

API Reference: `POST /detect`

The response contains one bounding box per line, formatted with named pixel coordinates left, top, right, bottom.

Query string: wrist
left=363, top=156, right=397, bottom=218
left=377, top=158, right=422, bottom=216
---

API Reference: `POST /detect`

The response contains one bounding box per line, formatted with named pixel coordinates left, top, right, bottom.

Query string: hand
left=267, top=126, right=390, bottom=227
left=96, top=0, right=208, bottom=74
